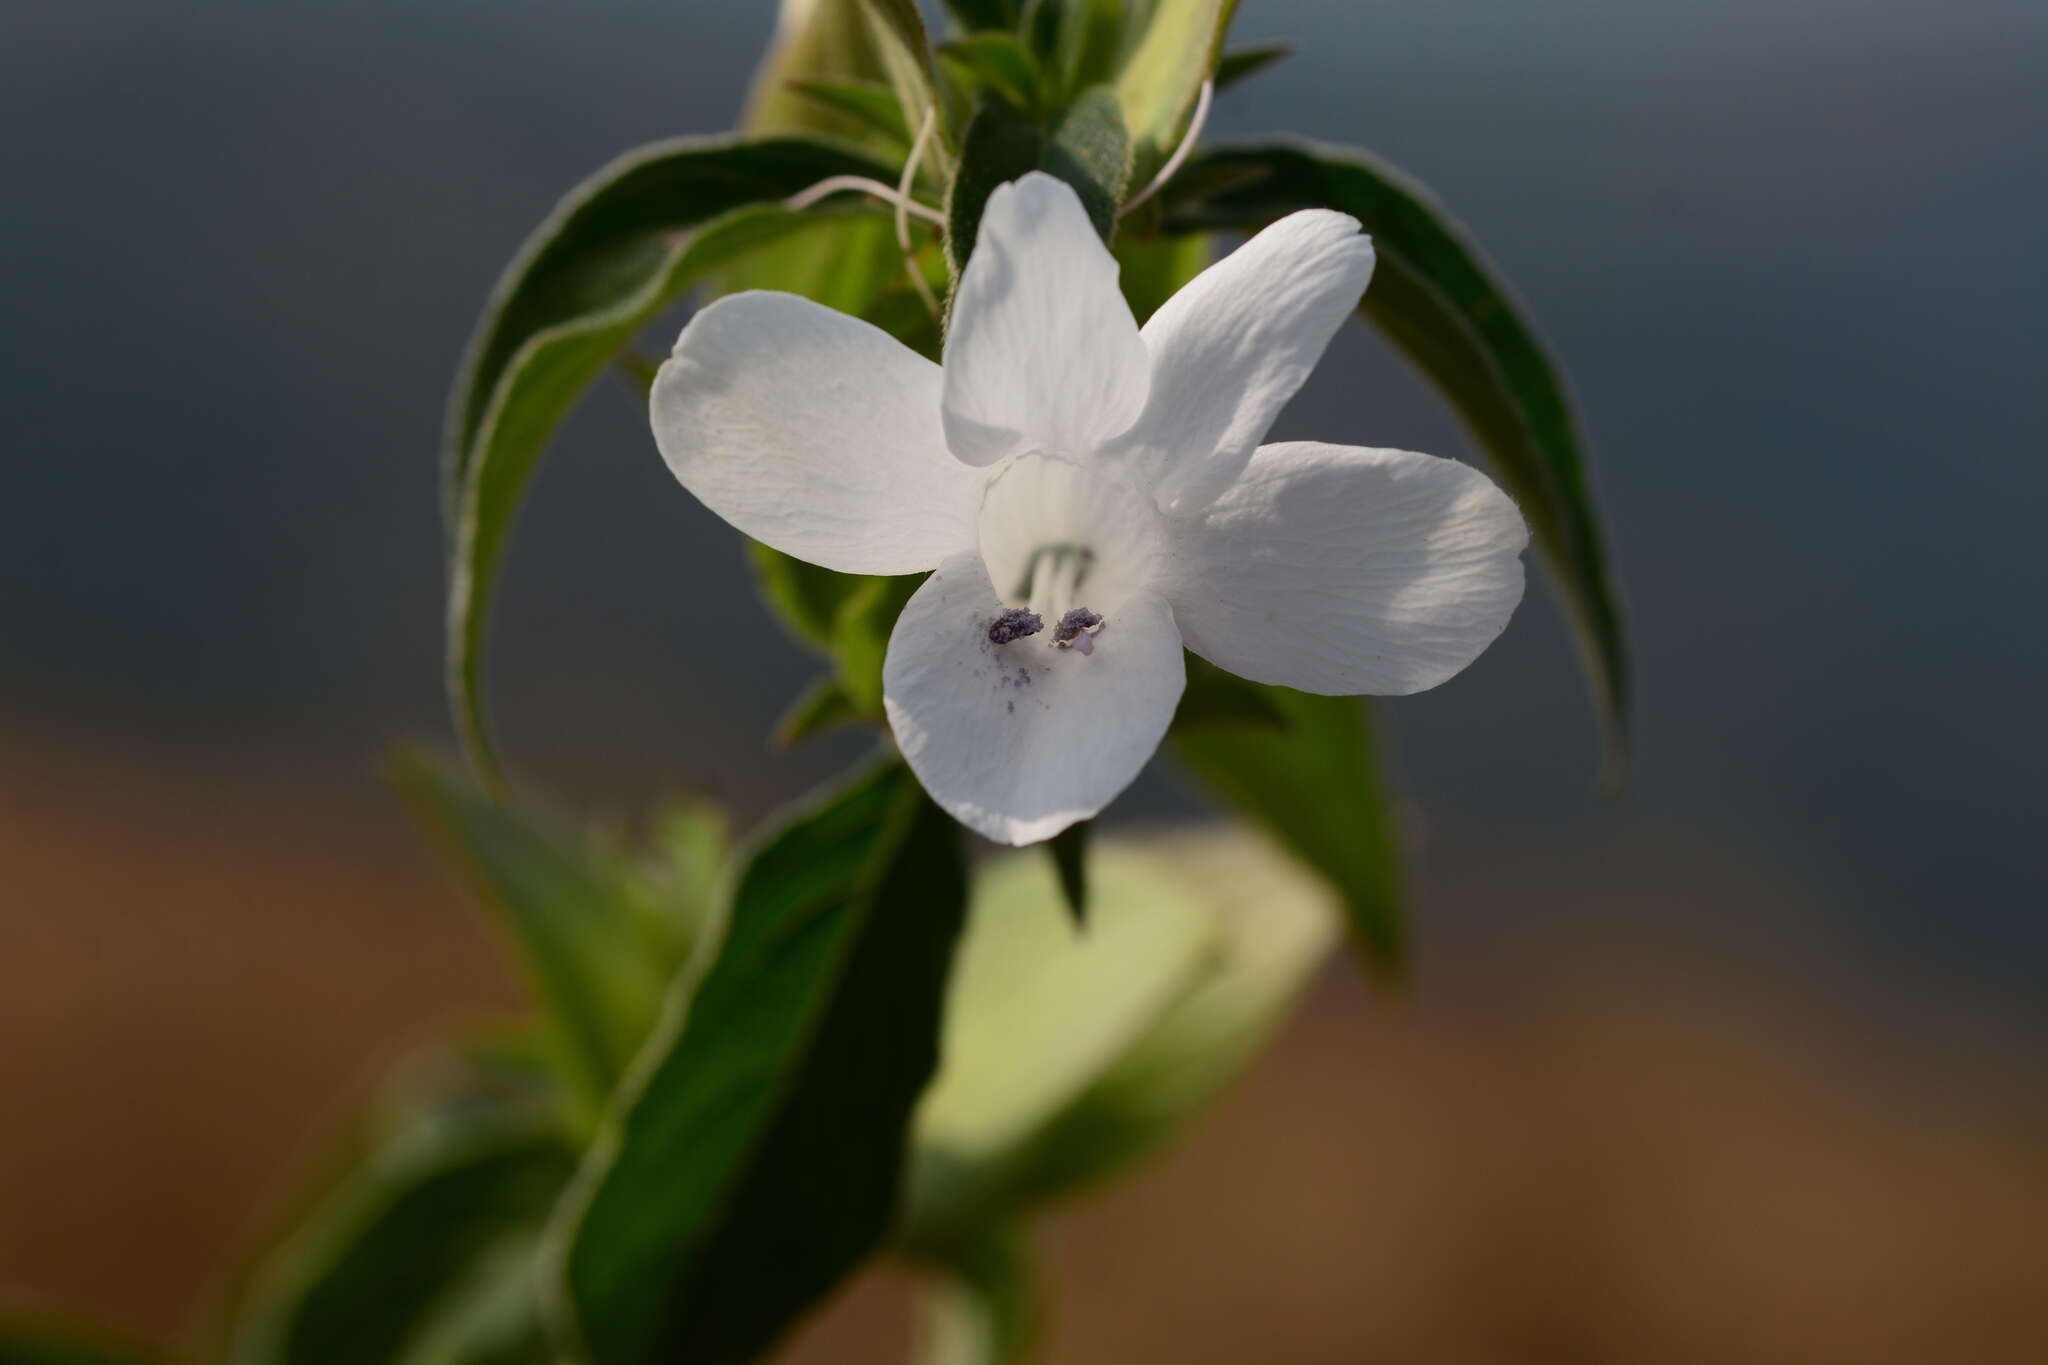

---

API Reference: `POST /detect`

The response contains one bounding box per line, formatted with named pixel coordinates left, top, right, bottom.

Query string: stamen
left=785, top=175, right=947, bottom=226
left=987, top=607, right=1044, bottom=644
left=1052, top=607, right=1104, bottom=651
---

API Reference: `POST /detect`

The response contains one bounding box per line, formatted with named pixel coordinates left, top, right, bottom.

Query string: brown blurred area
left=6, top=739, right=2043, bottom=1365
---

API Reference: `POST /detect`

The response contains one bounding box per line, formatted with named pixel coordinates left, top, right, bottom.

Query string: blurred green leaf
left=1043, top=0, right=1125, bottom=101
left=906, top=833, right=1335, bottom=1246
left=555, top=760, right=968, bottom=1365
left=1170, top=140, right=1631, bottom=783
left=1168, top=650, right=1287, bottom=731
left=943, top=0, right=1019, bottom=33
left=774, top=675, right=866, bottom=748
left=390, top=1235, right=553, bottom=1365
left=744, top=0, right=893, bottom=144
left=904, top=844, right=1215, bottom=1248
left=1046, top=821, right=1089, bottom=928
left=947, top=85, right=1130, bottom=275
left=1113, top=228, right=1211, bottom=324
left=1213, top=40, right=1291, bottom=91
left=785, top=78, right=913, bottom=147
left=443, top=133, right=897, bottom=782
left=1114, top=0, right=1235, bottom=184
left=908, top=1226, right=1042, bottom=1365
left=228, top=1087, right=575, bottom=1365
left=940, top=34, right=1045, bottom=113
left=393, top=754, right=694, bottom=1110
left=834, top=572, right=926, bottom=712
left=1171, top=688, right=1405, bottom=977
left=748, top=540, right=876, bottom=654
left=1000, top=831, right=1337, bottom=1199
left=856, top=0, right=953, bottom=171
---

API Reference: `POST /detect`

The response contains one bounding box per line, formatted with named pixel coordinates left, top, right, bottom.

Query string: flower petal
left=884, top=550, right=1185, bottom=845
left=651, top=290, right=984, bottom=575
left=1105, top=211, right=1374, bottom=513
left=941, top=173, right=1150, bottom=466
left=1167, top=442, right=1528, bottom=695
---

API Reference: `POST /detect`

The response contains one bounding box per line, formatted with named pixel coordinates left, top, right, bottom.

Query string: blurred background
left=4, top=0, right=2044, bottom=1360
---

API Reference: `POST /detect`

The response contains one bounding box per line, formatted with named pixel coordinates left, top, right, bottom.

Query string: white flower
left=652, top=173, right=1528, bottom=845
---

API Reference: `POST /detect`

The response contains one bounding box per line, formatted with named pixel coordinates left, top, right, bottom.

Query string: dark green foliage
left=228, top=1086, right=576, bottom=1365
left=393, top=754, right=695, bottom=1110
left=555, top=761, right=968, bottom=1365
left=1047, top=821, right=1090, bottom=928
left=1169, top=140, right=1631, bottom=783
left=1172, top=688, right=1405, bottom=977
left=442, top=134, right=895, bottom=782
left=947, top=85, right=1131, bottom=275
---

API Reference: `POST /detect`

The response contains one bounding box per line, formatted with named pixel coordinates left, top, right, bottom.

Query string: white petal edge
left=941, top=172, right=1151, bottom=467
left=1104, top=211, right=1374, bottom=513
left=1166, top=442, right=1529, bottom=695
left=884, top=550, right=1186, bottom=845
left=651, top=290, right=985, bottom=575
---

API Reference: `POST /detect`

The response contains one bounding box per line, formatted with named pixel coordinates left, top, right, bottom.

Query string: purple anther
left=987, top=607, right=1044, bottom=645
left=1051, top=607, right=1104, bottom=649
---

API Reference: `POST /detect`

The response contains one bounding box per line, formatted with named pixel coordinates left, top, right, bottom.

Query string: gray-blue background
left=4, top=1, right=2043, bottom=1038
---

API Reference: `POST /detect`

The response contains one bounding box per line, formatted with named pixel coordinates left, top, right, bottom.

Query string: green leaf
left=942, top=0, right=1020, bottom=34
left=832, top=572, right=926, bottom=712
left=443, top=134, right=895, bottom=782
left=1213, top=40, right=1291, bottom=91
left=905, top=832, right=1335, bottom=1245
left=392, top=754, right=693, bottom=1110
left=1172, top=688, right=1405, bottom=977
left=1114, top=0, right=1235, bottom=184
left=904, top=843, right=1216, bottom=1248
left=946, top=85, right=1130, bottom=275
left=774, top=674, right=867, bottom=748
left=999, top=830, right=1336, bottom=1199
left=1170, top=140, right=1631, bottom=783
left=856, top=0, right=953, bottom=172
left=390, top=1235, right=553, bottom=1365
left=748, top=539, right=876, bottom=655
left=1044, top=0, right=1125, bottom=101
left=1168, top=650, right=1287, bottom=731
left=1046, top=821, right=1089, bottom=928
left=554, top=760, right=969, bottom=1365
left=1113, top=228, right=1212, bottom=324
left=939, top=34, right=1046, bottom=112
left=908, top=1226, right=1043, bottom=1365
left=785, top=78, right=913, bottom=148
left=229, top=1089, right=575, bottom=1365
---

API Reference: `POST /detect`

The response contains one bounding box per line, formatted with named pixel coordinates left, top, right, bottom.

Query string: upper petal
left=1104, top=211, right=1374, bottom=513
left=651, top=290, right=984, bottom=575
left=884, top=550, right=1186, bottom=845
left=941, top=173, right=1151, bottom=467
left=1166, top=442, right=1528, bottom=695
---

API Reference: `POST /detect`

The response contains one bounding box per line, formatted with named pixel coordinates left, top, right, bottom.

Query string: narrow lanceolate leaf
left=939, top=34, right=1047, bottom=113
left=1213, top=41, right=1292, bottom=91
left=229, top=1098, right=575, bottom=1365
left=442, top=135, right=893, bottom=782
left=392, top=754, right=689, bottom=1110
left=785, top=78, right=913, bottom=148
left=1170, top=140, right=1631, bottom=782
left=1171, top=688, right=1405, bottom=976
left=947, top=85, right=1130, bottom=275
left=1114, top=0, right=1236, bottom=184
left=856, top=0, right=953, bottom=171
left=554, top=761, right=968, bottom=1365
